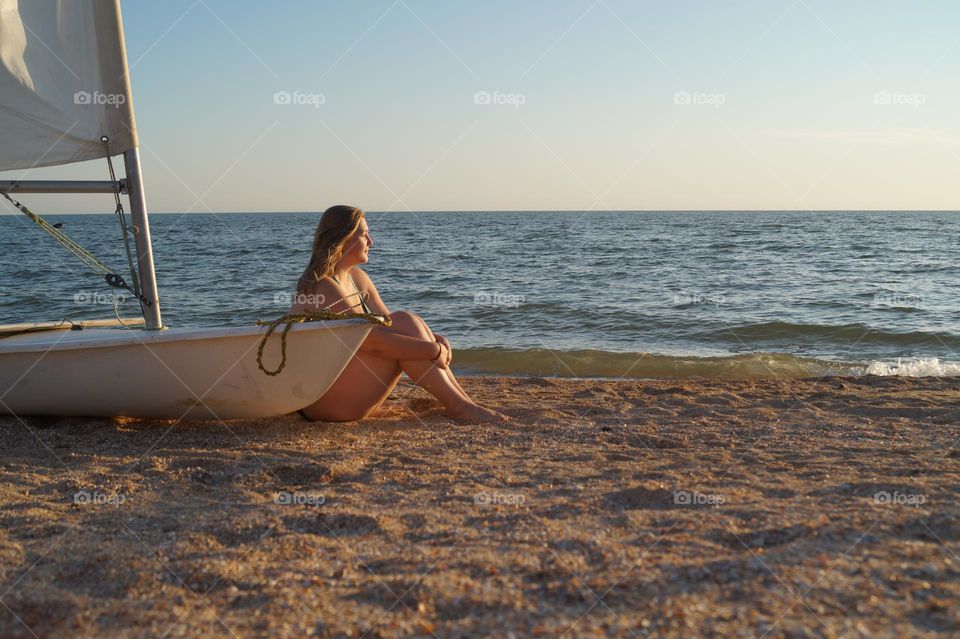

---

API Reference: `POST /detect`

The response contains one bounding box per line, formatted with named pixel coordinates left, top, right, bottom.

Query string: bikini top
left=331, top=273, right=372, bottom=314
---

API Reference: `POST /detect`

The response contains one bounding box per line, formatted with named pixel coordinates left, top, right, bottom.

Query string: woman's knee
left=388, top=310, right=431, bottom=338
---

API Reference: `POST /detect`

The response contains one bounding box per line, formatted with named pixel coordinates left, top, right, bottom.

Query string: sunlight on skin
left=294, top=213, right=510, bottom=425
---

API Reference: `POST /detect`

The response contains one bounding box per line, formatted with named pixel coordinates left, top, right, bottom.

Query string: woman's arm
left=352, top=268, right=455, bottom=363
left=291, top=279, right=447, bottom=362
left=340, top=269, right=450, bottom=364
left=351, top=268, right=390, bottom=315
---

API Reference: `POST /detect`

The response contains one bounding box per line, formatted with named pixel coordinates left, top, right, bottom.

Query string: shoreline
left=1, top=375, right=958, bottom=637
left=451, top=349, right=960, bottom=380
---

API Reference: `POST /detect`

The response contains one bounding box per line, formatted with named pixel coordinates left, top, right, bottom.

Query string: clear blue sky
left=3, top=0, right=960, bottom=213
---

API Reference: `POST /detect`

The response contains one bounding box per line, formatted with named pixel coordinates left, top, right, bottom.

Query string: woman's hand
left=432, top=340, right=451, bottom=368
left=435, top=334, right=452, bottom=367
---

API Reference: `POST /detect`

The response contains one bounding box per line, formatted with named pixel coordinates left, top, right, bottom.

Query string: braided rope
left=2, top=191, right=113, bottom=274
left=255, top=310, right=391, bottom=376
left=0, top=190, right=147, bottom=306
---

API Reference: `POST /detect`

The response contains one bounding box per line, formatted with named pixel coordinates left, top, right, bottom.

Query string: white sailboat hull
left=0, top=320, right=372, bottom=420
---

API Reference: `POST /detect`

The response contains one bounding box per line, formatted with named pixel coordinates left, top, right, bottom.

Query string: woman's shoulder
left=350, top=267, right=374, bottom=286
left=299, top=275, right=340, bottom=294
left=293, top=275, right=348, bottom=312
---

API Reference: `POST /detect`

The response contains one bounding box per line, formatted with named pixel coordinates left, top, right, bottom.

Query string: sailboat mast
left=123, top=148, right=163, bottom=329
left=114, top=0, right=162, bottom=329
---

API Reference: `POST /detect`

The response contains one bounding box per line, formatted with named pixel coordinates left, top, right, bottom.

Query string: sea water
left=2, top=210, right=959, bottom=379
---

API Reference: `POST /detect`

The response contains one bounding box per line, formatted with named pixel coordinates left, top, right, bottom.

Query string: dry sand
left=0, top=375, right=958, bottom=638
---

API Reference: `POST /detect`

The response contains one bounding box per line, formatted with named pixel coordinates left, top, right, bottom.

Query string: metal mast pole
left=123, top=148, right=163, bottom=329
left=113, top=0, right=162, bottom=329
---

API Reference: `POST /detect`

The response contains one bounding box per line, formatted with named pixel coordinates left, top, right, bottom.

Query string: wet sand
left=0, top=375, right=958, bottom=638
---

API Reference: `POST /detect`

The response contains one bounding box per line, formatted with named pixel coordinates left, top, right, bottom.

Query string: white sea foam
left=862, top=358, right=960, bottom=377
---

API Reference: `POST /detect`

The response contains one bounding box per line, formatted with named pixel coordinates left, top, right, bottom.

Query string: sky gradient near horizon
left=2, top=0, right=960, bottom=214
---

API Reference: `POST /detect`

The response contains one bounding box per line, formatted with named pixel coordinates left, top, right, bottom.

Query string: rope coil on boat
left=255, top=310, right=391, bottom=376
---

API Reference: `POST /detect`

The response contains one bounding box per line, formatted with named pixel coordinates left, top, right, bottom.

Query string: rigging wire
left=102, top=136, right=145, bottom=316
left=0, top=190, right=149, bottom=308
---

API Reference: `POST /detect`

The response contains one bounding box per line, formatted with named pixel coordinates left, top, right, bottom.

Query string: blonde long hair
left=296, top=205, right=365, bottom=294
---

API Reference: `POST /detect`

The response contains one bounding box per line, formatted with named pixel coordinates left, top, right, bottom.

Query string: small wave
left=454, top=348, right=960, bottom=379
left=703, top=321, right=960, bottom=349
left=861, top=358, right=960, bottom=377
left=454, top=348, right=855, bottom=379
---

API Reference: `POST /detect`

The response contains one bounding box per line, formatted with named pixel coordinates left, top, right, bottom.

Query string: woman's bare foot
left=445, top=402, right=511, bottom=425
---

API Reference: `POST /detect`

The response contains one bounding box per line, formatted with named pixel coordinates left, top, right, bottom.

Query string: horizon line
left=3, top=209, right=960, bottom=216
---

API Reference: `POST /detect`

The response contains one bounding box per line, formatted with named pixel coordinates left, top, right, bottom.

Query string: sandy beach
left=0, top=374, right=958, bottom=638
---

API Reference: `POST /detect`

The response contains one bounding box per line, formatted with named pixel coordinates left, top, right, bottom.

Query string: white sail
left=0, top=0, right=137, bottom=171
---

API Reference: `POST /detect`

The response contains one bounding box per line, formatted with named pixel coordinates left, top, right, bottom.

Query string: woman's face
left=343, top=217, right=373, bottom=264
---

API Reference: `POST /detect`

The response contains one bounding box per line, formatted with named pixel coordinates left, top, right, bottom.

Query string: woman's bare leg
left=387, top=312, right=473, bottom=409
left=301, top=312, right=506, bottom=423
left=300, top=350, right=402, bottom=421
left=391, top=311, right=508, bottom=422
left=406, top=313, right=472, bottom=400
left=302, top=313, right=451, bottom=421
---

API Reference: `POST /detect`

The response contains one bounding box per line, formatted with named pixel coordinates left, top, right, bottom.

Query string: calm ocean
left=2, top=210, right=959, bottom=379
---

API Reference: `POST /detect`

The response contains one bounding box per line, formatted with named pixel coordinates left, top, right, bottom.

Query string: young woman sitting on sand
left=290, top=205, right=510, bottom=425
